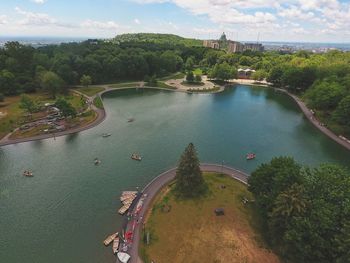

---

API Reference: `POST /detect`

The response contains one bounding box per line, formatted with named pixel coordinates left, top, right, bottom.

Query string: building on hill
left=228, top=41, right=245, bottom=53
left=244, top=43, right=264, bottom=52
left=203, top=40, right=220, bottom=49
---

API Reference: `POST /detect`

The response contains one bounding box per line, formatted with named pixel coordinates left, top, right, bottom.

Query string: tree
left=305, top=81, right=345, bottom=110
left=0, top=69, right=18, bottom=95
left=19, top=94, right=37, bottom=114
left=252, top=69, right=267, bottom=81
left=174, top=143, right=207, bottom=198
left=210, top=62, right=237, bottom=81
left=144, top=75, right=158, bottom=86
left=185, top=57, right=195, bottom=70
left=186, top=71, right=194, bottom=83
left=195, top=74, right=202, bottom=82
left=0, top=93, right=4, bottom=102
left=333, top=95, right=350, bottom=126
left=80, top=74, right=92, bottom=87
left=40, top=71, right=65, bottom=99
left=55, top=97, right=77, bottom=118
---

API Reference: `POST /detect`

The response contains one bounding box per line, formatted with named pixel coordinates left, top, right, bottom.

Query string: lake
left=1, top=85, right=349, bottom=263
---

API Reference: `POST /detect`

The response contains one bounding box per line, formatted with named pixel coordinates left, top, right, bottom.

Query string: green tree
left=19, top=94, right=37, bottom=114
left=333, top=95, right=350, bottom=126
left=80, top=74, right=92, bottom=87
left=186, top=71, right=194, bottom=83
left=0, top=93, right=4, bottom=102
left=185, top=57, right=195, bottom=70
left=210, top=62, right=237, bottom=81
left=195, top=74, right=202, bottom=82
left=305, top=81, right=345, bottom=110
left=40, top=71, right=65, bottom=99
left=252, top=69, right=267, bottom=81
left=55, top=97, right=77, bottom=118
left=174, top=143, right=207, bottom=198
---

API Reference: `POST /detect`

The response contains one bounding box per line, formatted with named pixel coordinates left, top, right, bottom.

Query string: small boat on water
left=23, top=170, right=33, bottom=177
left=103, top=232, right=118, bottom=246
left=102, top=133, right=111, bottom=138
left=246, top=153, right=256, bottom=160
left=117, top=252, right=131, bottom=263
left=127, top=118, right=135, bottom=123
left=131, top=153, right=142, bottom=161
left=112, top=236, right=120, bottom=254
left=94, top=158, right=101, bottom=165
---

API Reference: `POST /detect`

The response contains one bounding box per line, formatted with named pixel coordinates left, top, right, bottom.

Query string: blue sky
left=0, top=0, right=350, bottom=42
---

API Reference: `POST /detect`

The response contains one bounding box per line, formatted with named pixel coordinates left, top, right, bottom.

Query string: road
left=120, top=163, right=249, bottom=263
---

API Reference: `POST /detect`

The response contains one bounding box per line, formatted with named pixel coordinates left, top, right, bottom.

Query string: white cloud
left=0, top=15, right=8, bottom=25
left=31, top=0, right=47, bottom=4
left=134, top=18, right=141, bottom=24
left=80, top=19, right=120, bottom=30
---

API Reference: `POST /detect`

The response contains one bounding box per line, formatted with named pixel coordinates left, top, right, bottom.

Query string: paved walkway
left=121, top=163, right=249, bottom=263
left=276, top=89, right=350, bottom=151
left=164, top=76, right=224, bottom=93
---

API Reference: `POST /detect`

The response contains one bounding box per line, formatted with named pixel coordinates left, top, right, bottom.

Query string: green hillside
left=113, top=33, right=202, bottom=47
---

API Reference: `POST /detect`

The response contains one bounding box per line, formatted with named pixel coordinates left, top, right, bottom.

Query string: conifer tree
left=174, top=143, right=207, bottom=197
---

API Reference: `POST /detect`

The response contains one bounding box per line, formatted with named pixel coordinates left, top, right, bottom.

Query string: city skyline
left=0, top=0, right=350, bottom=42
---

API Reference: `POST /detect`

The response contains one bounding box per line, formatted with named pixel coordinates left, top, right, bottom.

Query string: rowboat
left=246, top=153, right=256, bottom=160
left=131, top=153, right=142, bottom=161
left=112, top=236, right=120, bottom=254
left=94, top=158, right=101, bottom=165
left=117, top=252, right=131, bottom=263
left=127, top=118, right=135, bottom=123
left=102, top=133, right=111, bottom=138
left=23, top=170, right=33, bottom=177
left=103, top=232, right=118, bottom=246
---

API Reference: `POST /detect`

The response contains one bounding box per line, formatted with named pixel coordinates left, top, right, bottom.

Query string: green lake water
left=0, top=85, right=349, bottom=263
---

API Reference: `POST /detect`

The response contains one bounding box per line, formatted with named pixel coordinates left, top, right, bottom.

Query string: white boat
left=102, top=133, right=111, bottom=138
left=117, top=252, right=131, bottom=263
left=112, top=236, right=120, bottom=254
left=94, top=158, right=101, bottom=165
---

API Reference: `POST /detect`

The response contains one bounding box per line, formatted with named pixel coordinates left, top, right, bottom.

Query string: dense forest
left=249, top=157, right=350, bottom=263
left=0, top=33, right=349, bottom=134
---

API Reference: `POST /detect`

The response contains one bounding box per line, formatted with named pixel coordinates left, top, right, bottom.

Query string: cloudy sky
left=0, top=0, right=350, bottom=42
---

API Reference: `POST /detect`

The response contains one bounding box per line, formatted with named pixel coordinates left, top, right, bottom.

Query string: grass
left=158, top=72, right=185, bottom=81
left=93, top=96, right=104, bottom=109
left=74, top=86, right=105, bottom=96
left=108, top=82, right=141, bottom=88
left=0, top=91, right=90, bottom=140
left=140, top=173, right=280, bottom=263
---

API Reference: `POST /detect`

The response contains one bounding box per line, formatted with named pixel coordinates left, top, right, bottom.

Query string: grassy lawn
left=74, top=86, right=105, bottom=96
left=0, top=91, right=89, bottom=140
left=108, top=82, right=141, bottom=88
left=140, top=173, right=280, bottom=263
left=158, top=72, right=185, bottom=81
left=93, top=96, right=104, bottom=109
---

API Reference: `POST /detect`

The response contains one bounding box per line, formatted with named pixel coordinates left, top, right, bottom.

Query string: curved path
left=275, top=89, right=350, bottom=151
left=122, top=163, right=249, bottom=263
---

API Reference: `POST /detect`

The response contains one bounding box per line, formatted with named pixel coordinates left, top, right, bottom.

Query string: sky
left=0, top=0, right=350, bottom=42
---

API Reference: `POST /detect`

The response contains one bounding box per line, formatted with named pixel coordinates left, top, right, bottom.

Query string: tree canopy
left=174, top=143, right=207, bottom=198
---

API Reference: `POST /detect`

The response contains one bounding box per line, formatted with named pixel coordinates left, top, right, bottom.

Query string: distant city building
left=203, top=34, right=264, bottom=53
left=203, top=40, right=220, bottom=49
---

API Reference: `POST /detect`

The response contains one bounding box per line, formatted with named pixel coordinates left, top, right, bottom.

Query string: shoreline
left=122, top=163, right=249, bottom=263
left=1, top=82, right=349, bottom=151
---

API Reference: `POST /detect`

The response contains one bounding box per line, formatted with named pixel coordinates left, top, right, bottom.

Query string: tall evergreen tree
left=174, top=143, right=207, bottom=198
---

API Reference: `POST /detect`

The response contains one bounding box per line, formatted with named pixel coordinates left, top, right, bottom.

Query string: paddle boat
left=131, top=153, right=142, bottom=161
left=94, top=158, right=101, bottom=165
left=246, top=153, right=256, bottom=160
left=23, top=170, right=33, bottom=177
left=117, top=252, right=131, bottom=263
left=127, top=118, right=135, bottom=123
left=102, top=133, right=111, bottom=138
left=103, top=232, right=118, bottom=246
